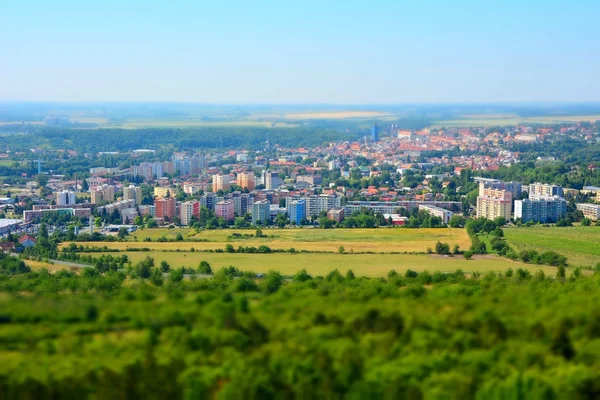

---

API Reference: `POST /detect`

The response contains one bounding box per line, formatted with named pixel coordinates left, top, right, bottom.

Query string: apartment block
left=180, top=201, right=200, bottom=226
left=577, top=203, right=600, bottom=220
left=476, top=188, right=512, bottom=221
left=344, top=201, right=462, bottom=215
left=215, top=200, right=235, bottom=222
left=233, top=193, right=253, bottom=216
left=154, top=197, right=176, bottom=221
left=418, top=204, right=454, bottom=225
left=56, top=190, right=76, bottom=206
left=236, top=172, right=256, bottom=191
left=123, top=185, right=142, bottom=206
left=212, top=174, right=231, bottom=192
left=327, top=207, right=345, bottom=223
left=252, top=200, right=270, bottom=225
left=287, top=199, right=306, bottom=224
left=154, top=186, right=175, bottom=198
left=514, top=197, right=567, bottom=223
left=91, top=184, right=115, bottom=204
left=261, top=170, right=280, bottom=190
left=529, top=183, right=563, bottom=200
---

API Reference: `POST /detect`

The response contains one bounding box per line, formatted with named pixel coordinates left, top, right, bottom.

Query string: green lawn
left=504, top=226, right=600, bottom=267
left=87, top=251, right=553, bottom=277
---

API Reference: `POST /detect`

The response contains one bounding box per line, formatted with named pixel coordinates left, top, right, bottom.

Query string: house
left=19, top=235, right=37, bottom=248
left=0, top=242, right=15, bottom=253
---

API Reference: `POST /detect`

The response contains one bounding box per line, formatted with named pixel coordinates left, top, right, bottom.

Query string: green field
left=84, top=251, right=554, bottom=277
left=116, top=120, right=298, bottom=129
left=504, top=226, right=600, bottom=267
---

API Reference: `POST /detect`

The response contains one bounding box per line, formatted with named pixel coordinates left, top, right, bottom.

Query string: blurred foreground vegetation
left=2, top=253, right=600, bottom=398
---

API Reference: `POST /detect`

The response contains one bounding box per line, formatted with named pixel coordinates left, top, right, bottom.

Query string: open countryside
left=504, top=226, right=600, bottom=267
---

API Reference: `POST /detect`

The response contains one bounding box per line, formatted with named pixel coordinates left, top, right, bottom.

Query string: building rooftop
left=0, top=219, right=22, bottom=229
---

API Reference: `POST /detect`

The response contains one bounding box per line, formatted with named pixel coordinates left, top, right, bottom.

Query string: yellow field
left=282, top=111, right=392, bottom=120
left=117, top=120, right=298, bottom=129
left=23, top=259, right=70, bottom=273
left=82, top=251, right=549, bottom=277
left=82, top=227, right=472, bottom=254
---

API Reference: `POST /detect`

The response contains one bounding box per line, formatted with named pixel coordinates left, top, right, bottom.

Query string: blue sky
left=1, top=0, right=599, bottom=103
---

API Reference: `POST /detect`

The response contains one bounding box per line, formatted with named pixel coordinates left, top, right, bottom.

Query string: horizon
left=2, top=1, right=599, bottom=103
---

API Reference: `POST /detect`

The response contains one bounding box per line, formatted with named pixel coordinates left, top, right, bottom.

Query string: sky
left=1, top=0, right=599, bottom=104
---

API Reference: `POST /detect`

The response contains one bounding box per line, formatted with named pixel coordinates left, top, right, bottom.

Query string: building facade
left=418, top=204, right=454, bottom=225
left=287, top=199, right=306, bottom=224
left=123, top=185, right=142, bottom=206
left=236, top=172, right=256, bottom=191
left=215, top=200, right=235, bottom=222
left=476, top=188, right=512, bottom=221
left=180, top=201, right=200, bottom=226
left=529, top=183, right=563, bottom=200
left=577, top=203, right=600, bottom=220
left=514, top=197, right=567, bottom=223
left=154, top=197, right=176, bottom=221
left=252, top=200, right=270, bottom=225
left=212, top=174, right=231, bottom=193
left=56, top=190, right=76, bottom=206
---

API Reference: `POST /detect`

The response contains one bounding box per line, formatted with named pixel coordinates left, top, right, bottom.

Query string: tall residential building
left=252, top=200, right=270, bottom=225
left=236, top=172, right=256, bottom=191
left=305, top=195, right=341, bottom=218
left=180, top=201, right=200, bottom=226
left=577, top=203, right=600, bottom=220
left=261, top=170, right=280, bottom=190
left=154, top=186, right=174, bottom=198
left=529, top=183, right=563, bottom=200
left=287, top=199, right=306, bottom=224
left=327, top=208, right=345, bottom=223
left=154, top=197, right=176, bottom=221
left=123, top=185, right=142, bottom=206
left=56, top=190, right=76, bottom=206
left=212, top=174, right=231, bottom=193
left=91, top=184, right=115, bottom=204
left=233, top=193, right=253, bottom=216
left=200, top=193, right=217, bottom=211
left=514, top=197, right=567, bottom=223
left=215, top=200, right=235, bottom=222
left=418, top=204, right=454, bottom=225
left=476, top=188, right=512, bottom=221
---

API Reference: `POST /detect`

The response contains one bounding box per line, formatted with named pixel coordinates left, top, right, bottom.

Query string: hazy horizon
left=2, top=1, right=599, bottom=103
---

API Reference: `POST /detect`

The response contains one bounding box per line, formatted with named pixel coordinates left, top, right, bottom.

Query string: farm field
left=432, top=114, right=600, bottom=128
left=504, top=226, right=600, bottom=267
left=117, top=120, right=298, bottom=129
left=82, top=251, right=551, bottom=277
left=115, top=227, right=471, bottom=254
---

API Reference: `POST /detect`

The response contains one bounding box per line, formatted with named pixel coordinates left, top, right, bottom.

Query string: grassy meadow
left=504, top=226, right=600, bottom=267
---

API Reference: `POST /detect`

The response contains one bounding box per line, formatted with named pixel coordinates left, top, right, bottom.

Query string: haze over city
left=1, top=0, right=600, bottom=103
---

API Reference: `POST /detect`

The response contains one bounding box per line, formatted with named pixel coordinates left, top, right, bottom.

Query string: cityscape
left=1, top=0, right=600, bottom=398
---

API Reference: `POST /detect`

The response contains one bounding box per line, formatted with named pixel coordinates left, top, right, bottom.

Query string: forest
left=2, top=250, right=600, bottom=398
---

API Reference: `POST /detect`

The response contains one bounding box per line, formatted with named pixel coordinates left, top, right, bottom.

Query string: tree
left=160, top=260, right=170, bottom=273
left=150, top=268, right=164, bottom=286
left=261, top=270, right=283, bottom=294
left=345, top=269, right=355, bottom=280
left=463, top=251, right=473, bottom=260
left=117, top=227, right=128, bottom=239
left=198, top=261, right=212, bottom=275
left=169, top=269, right=184, bottom=283
left=435, top=241, right=450, bottom=255
left=175, top=233, right=184, bottom=241
left=338, top=245, right=346, bottom=254
left=581, top=218, right=591, bottom=226
left=556, top=265, right=566, bottom=279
